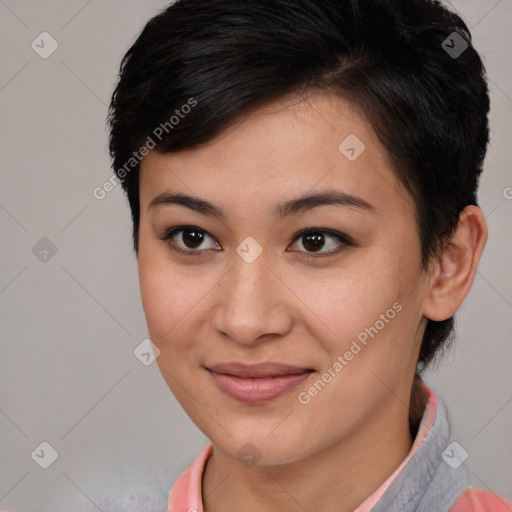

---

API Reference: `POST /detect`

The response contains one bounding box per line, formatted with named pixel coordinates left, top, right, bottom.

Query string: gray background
left=0, top=1, right=510, bottom=510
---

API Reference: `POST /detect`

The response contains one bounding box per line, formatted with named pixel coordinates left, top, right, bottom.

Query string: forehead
left=139, top=93, right=413, bottom=217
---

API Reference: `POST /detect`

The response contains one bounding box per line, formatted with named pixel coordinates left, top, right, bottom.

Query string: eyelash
left=158, top=225, right=354, bottom=260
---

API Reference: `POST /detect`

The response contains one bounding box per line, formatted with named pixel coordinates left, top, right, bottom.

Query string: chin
left=206, top=424, right=316, bottom=467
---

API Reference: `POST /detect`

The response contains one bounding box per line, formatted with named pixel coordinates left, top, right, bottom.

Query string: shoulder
left=168, top=444, right=213, bottom=512
left=449, top=487, right=512, bottom=512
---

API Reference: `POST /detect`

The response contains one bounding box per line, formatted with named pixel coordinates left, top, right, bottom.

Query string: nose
left=211, top=252, right=293, bottom=346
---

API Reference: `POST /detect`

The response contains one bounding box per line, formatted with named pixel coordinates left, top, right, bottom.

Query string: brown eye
left=160, top=226, right=221, bottom=254
left=179, top=228, right=206, bottom=249
left=159, top=226, right=352, bottom=259
left=288, top=229, right=353, bottom=258
left=301, top=232, right=326, bottom=252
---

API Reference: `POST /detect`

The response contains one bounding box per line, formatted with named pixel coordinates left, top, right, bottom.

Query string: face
left=138, top=93, right=429, bottom=465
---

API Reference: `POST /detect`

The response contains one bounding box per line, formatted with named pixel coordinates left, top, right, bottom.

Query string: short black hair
left=107, top=0, right=490, bottom=370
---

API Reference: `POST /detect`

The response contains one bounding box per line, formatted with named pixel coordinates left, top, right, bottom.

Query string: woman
left=107, top=0, right=511, bottom=510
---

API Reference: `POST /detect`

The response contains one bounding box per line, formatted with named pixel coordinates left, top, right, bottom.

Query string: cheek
left=296, top=268, right=402, bottom=351
left=137, top=240, right=219, bottom=359
left=137, top=238, right=189, bottom=345
left=304, top=259, right=422, bottom=385
left=139, top=268, right=195, bottom=346
left=138, top=271, right=171, bottom=341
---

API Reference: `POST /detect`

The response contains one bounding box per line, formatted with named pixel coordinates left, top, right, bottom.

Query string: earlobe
left=423, top=205, right=488, bottom=322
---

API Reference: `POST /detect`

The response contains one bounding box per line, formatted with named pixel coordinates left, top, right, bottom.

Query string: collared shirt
left=167, top=382, right=511, bottom=511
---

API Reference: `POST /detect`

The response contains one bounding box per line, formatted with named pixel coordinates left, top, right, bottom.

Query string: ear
left=423, top=205, right=488, bottom=321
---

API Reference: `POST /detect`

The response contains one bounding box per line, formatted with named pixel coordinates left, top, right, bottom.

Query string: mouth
left=205, top=362, right=315, bottom=404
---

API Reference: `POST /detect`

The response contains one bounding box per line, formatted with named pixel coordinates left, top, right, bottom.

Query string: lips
left=205, top=362, right=314, bottom=404
left=208, top=361, right=313, bottom=378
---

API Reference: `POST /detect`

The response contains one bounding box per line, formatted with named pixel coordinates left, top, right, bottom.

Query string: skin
left=137, top=93, right=487, bottom=512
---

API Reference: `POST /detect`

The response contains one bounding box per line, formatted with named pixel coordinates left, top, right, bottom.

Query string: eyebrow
left=148, top=188, right=376, bottom=221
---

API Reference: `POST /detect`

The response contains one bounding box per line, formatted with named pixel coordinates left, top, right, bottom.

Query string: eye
left=159, top=226, right=353, bottom=259
left=288, top=229, right=353, bottom=259
left=159, top=225, right=220, bottom=256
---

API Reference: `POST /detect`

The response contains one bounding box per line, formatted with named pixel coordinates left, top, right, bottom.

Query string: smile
left=205, top=362, right=315, bottom=404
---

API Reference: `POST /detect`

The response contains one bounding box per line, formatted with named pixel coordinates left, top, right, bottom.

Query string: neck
left=202, top=385, right=420, bottom=512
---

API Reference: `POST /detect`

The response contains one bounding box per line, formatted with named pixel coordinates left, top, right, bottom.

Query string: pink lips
left=206, top=362, right=314, bottom=404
